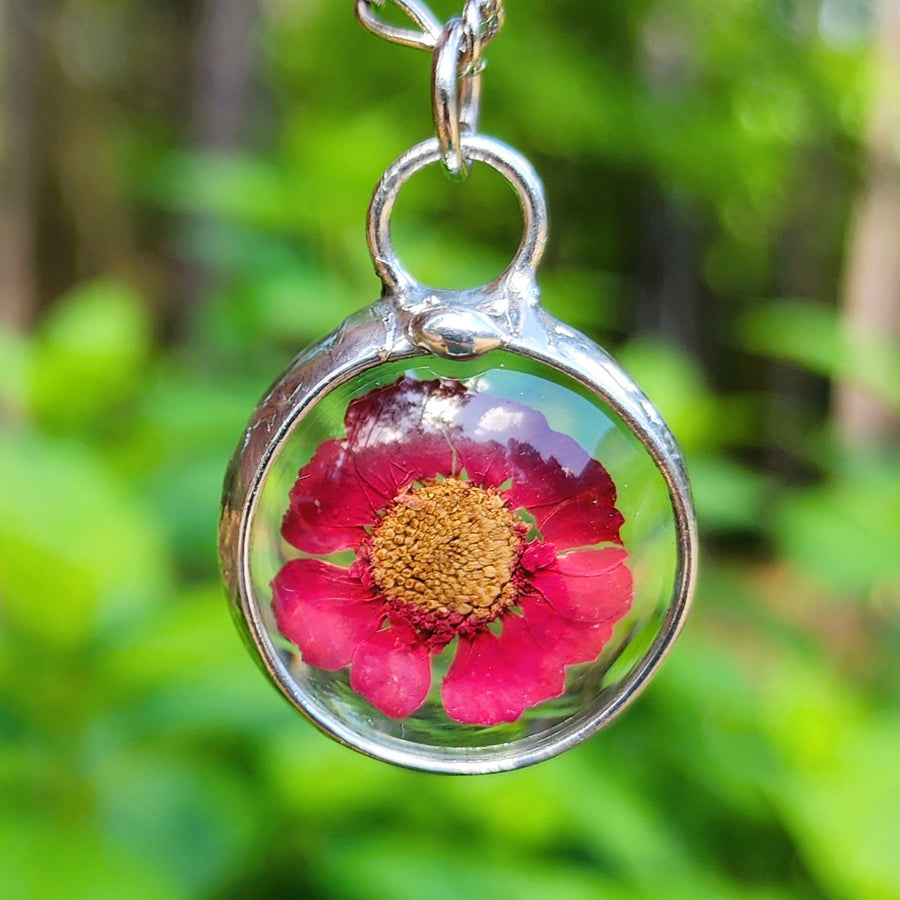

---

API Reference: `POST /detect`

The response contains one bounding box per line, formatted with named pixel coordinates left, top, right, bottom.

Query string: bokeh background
left=2, top=0, right=899, bottom=897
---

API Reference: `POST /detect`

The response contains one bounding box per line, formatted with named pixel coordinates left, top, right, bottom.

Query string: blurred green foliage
left=1, top=1, right=899, bottom=899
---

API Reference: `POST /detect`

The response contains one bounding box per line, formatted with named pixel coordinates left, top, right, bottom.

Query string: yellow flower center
left=370, top=478, right=521, bottom=619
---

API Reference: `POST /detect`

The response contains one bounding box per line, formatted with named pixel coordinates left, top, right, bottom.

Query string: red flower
left=273, top=377, right=632, bottom=725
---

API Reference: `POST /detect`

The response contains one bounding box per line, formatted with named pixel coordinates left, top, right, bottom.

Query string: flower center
left=370, top=478, right=522, bottom=619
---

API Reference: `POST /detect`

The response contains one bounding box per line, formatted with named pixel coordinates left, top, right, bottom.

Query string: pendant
left=219, top=3, right=696, bottom=774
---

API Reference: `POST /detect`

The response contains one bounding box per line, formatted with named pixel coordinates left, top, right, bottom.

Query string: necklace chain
left=355, top=0, right=506, bottom=178
left=355, top=1, right=504, bottom=58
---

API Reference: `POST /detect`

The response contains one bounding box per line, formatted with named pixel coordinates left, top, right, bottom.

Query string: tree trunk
left=834, top=0, right=900, bottom=447
left=0, top=0, right=41, bottom=331
left=191, top=0, right=259, bottom=150
left=181, top=0, right=259, bottom=311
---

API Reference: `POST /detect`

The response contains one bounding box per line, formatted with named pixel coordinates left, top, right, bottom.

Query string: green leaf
left=92, top=750, right=262, bottom=897
left=30, top=280, right=152, bottom=431
left=0, top=324, right=32, bottom=418
left=0, top=818, right=179, bottom=900
left=0, top=432, right=171, bottom=646
left=737, top=300, right=900, bottom=410
left=760, top=658, right=900, bottom=900
left=773, top=459, right=900, bottom=594
left=689, top=454, right=772, bottom=532
left=615, top=339, right=722, bottom=453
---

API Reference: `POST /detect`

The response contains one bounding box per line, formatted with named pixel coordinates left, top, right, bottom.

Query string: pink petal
left=272, top=559, right=383, bottom=670
left=454, top=439, right=511, bottom=488
left=520, top=540, right=558, bottom=573
left=282, top=439, right=380, bottom=554
left=342, top=378, right=469, bottom=510
left=528, top=547, right=633, bottom=623
left=453, top=391, right=556, bottom=489
left=441, top=615, right=566, bottom=725
left=519, top=596, right=618, bottom=667
left=350, top=437, right=455, bottom=510
left=507, top=446, right=623, bottom=549
left=344, top=376, right=467, bottom=445
left=282, top=379, right=465, bottom=554
left=454, top=391, right=574, bottom=461
left=344, top=377, right=460, bottom=494
left=350, top=620, right=432, bottom=718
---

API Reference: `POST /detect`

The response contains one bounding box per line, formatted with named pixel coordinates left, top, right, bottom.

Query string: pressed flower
left=272, top=376, right=633, bottom=725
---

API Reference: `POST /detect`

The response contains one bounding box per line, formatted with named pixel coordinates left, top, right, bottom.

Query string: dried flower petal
left=273, top=559, right=383, bottom=669
left=282, top=439, right=378, bottom=554
left=349, top=620, right=432, bottom=719
left=441, top=612, right=567, bottom=724
left=529, top=547, right=633, bottom=623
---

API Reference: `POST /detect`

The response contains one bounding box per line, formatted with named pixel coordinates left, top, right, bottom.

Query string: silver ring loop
left=367, top=134, right=548, bottom=295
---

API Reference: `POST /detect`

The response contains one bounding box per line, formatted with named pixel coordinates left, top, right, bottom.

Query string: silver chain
left=355, top=0, right=506, bottom=178
left=355, top=0, right=443, bottom=52
left=461, top=0, right=504, bottom=71
left=355, top=1, right=504, bottom=58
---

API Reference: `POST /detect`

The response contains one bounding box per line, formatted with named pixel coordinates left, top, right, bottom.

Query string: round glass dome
left=236, top=352, right=684, bottom=770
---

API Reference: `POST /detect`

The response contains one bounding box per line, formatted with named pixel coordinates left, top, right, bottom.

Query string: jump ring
left=432, top=18, right=479, bottom=179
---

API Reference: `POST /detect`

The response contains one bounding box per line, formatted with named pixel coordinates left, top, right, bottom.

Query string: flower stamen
left=370, top=478, right=522, bottom=621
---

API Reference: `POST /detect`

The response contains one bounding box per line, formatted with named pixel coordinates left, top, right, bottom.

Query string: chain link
left=356, top=0, right=504, bottom=57
left=462, top=0, right=505, bottom=59
left=355, top=0, right=443, bottom=52
left=355, top=0, right=506, bottom=178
